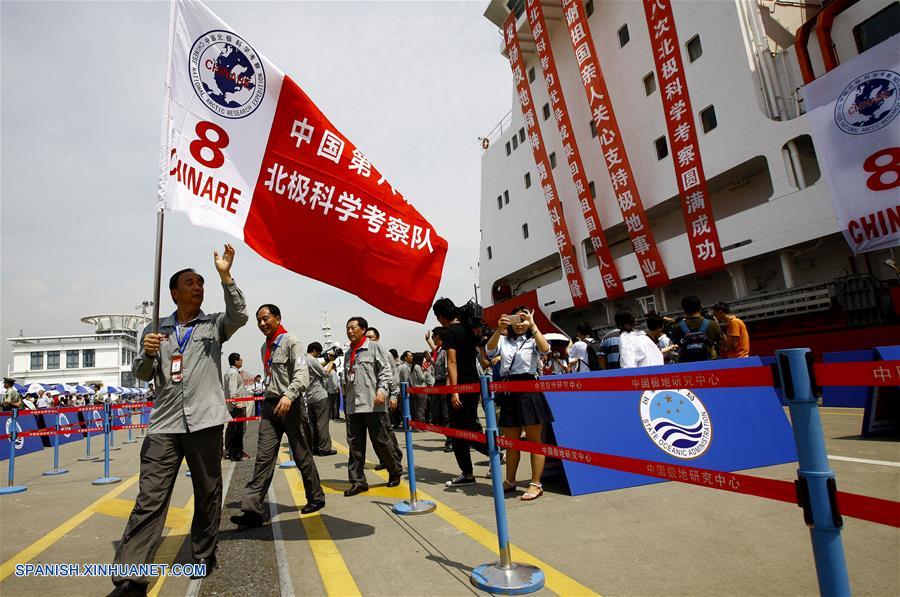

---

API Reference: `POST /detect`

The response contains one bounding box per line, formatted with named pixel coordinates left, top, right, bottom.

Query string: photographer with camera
left=305, top=343, right=339, bottom=456
left=486, top=308, right=552, bottom=501
left=433, top=298, right=491, bottom=487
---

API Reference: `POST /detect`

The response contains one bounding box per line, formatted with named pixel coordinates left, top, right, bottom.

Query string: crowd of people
left=1, top=380, right=153, bottom=412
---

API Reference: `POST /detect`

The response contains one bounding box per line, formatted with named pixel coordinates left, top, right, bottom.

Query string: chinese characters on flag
left=561, top=0, right=670, bottom=288
left=504, top=12, right=589, bottom=308
left=642, top=0, right=725, bottom=274
left=160, top=0, right=447, bottom=322
left=525, top=0, right=624, bottom=299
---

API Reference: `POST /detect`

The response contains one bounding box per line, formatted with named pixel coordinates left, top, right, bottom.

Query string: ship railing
left=485, top=109, right=513, bottom=148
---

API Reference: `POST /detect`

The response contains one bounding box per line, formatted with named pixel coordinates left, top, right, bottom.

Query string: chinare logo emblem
left=189, top=30, right=266, bottom=119
left=5, top=419, right=25, bottom=450
left=834, top=69, right=899, bottom=135
left=640, top=389, right=712, bottom=459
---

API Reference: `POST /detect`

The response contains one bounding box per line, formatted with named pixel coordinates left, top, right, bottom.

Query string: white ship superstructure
left=479, top=0, right=899, bottom=333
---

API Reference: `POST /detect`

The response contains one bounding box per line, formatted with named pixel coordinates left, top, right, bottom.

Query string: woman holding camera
left=486, top=307, right=552, bottom=501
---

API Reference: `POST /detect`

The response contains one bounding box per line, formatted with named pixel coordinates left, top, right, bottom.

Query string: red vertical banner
left=525, top=0, right=624, bottom=300
left=504, top=12, right=589, bottom=308
left=561, top=0, right=670, bottom=288
left=642, top=0, right=725, bottom=274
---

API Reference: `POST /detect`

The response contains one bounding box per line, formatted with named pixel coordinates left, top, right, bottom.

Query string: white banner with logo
left=802, top=36, right=899, bottom=254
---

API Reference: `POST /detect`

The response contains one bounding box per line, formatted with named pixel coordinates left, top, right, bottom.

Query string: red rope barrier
left=814, top=360, right=900, bottom=387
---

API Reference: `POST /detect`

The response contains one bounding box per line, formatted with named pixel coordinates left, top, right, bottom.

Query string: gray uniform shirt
left=432, top=349, right=448, bottom=381
left=133, top=281, right=248, bottom=434
left=304, top=354, right=329, bottom=403
left=410, top=364, right=428, bottom=387
left=224, top=366, right=244, bottom=411
left=4, top=387, right=21, bottom=407
left=388, top=359, right=400, bottom=400
left=398, top=362, right=411, bottom=385
left=343, top=339, right=392, bottom=415
left=260, top=333, right=309, bottom=402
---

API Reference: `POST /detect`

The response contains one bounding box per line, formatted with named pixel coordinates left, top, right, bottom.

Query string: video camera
left=457, top=299, right=494, bottom=347
left=322, top=346, right=344, bottom=362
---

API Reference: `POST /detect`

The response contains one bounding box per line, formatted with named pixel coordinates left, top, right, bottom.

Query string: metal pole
left=152, top=209, right=165, bottom=333
left=78, top=413, right=94, bottom=461
left=93, top=403, right=121, bottom=485
left=776, top=348, right=850, bottom=597
left=0, top=409, right=27, bottom=495
left=43, top=414, right=69, bottom=476
left=124, top=405, right=137, bottom=444
left=392, top=382, right=435, bottom=515
left=470, top=375, right=544, bottom=594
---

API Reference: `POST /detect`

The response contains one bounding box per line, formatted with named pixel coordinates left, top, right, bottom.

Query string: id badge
left=170, top=355, right=183, bottom=383
left=347, top=370, right=355, bottom=383
left=264, top=373, right=270, bottom=387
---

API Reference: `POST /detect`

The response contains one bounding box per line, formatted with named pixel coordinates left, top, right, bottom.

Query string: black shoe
left=443, top=443, right=454, bottom=453
left=230, top=512, right=264, bottom=527
left=319, top=449, right=337, bottom=456
left=301, top=500, right=325, bottom=514
left=445, top=474, right=476, bottom=487
left=343, top=484, right=369, bottom=497
left=374, top=463, right=387, bottom=471
left=107, top=580, right=147, bottom=597
left=386, top=473, right=402, bottom=487
left=190, top=555, right=217, bottom=579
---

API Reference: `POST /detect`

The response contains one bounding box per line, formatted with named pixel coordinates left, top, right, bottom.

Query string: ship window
left=542, top=103, right=551, bottom=121
left=525, top=172, right=532, bottom=188
left=686, top=35, right=702, bottom=62
left=618, top=25, right=629, bottom=47
left=504, top=190, right=510, bottom=204
left=586, top=0, right=594, bottom=17
left=497, top=195, right=503, bottom=210
left=30, top=351, right=44, bottom=370
left=522, top=223, right=529, bottom=239
left=700, top=105, right=718, bottom=132
left=487, top=246, right=493, bottom=260
left=47, top=351, right=60, bottom=370
left=528, top=66, right=536, bottom=83
left=853, top=3, right=900, bottom=53
left=505, top=141, right=511, bottom=156
left=67, top=350, right=79, bottom=369
left=655, top=136, right=668, bottom=160
left=590, top=119, right=597, bottom=137
left=519, top=128, right=526, bottom=143
left=589, top=180, right=596, bottom=199
left=512, top=135, right=518, bottom=150
left=643, top=72, right=656, bottom=96
left=550, top=152, right=557, bottom=169
left=83, top=349, right=95, bottom=368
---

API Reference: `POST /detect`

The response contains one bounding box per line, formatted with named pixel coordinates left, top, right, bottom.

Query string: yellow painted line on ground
left=0, top=474, right=139, bottom=582
left=147, top=494, right=195, bottom=597
left=332, top=441, right=601, bottom=596
left=91, top=498, right=191, bottom=528
left=279, top=453, right=361, bottom=597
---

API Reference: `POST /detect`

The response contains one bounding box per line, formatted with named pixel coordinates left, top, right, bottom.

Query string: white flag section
left=802, top=36, right=900, bottom=255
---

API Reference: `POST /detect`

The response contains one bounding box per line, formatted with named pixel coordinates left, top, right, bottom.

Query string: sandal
left=503, top=480, right=518, bottom=493
left=520, top=482, right=543, bottom=501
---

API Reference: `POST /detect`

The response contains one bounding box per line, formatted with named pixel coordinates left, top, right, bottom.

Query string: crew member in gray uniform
left=109, top=245, right=248, bottom=597
left=365, top=328, right=402, bottom=471
left=304, top=342, right=338, bottom=456
left=232, top=304, right=325, bottom=528
left=343, top=317, right=402, bottom=496
left=223, top=353, right=246, bottom=461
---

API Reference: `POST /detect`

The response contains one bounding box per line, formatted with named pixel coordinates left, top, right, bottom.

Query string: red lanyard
left=264, top=326, right=288, bottom=373
left=347, top=337, right=367, bottom=371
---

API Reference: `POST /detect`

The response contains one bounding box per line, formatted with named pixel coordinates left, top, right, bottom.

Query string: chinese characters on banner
left=161, top=0, right=447, bottom=322
left=642, top=0, right=725, bottom=274
left=525, top=0, right=624, bottom=299
left=504, top=12, right=589, bottom=307
left=561, top=0, right=670, bottom=287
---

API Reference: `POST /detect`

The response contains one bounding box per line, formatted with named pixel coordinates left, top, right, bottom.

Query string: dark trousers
left=346, top=412, right=401, bottom=486
left=241, top=398, right=324, bottom=514
left=328, top=392, right=341, bottom=419
left=113, top=425, right=223, bottom=585
left=389, top=403, right=402, bottom=428
left=450, top=393, right=489, bottom=476
left=429, top=380, right=449, bottom=426
left=307, top=398, right=332, bottom=453
left=224, top=406, right=245, bottom=459
left=412, top=393, right=429, bottom=424
left=377, top=411, right=403, bottom=466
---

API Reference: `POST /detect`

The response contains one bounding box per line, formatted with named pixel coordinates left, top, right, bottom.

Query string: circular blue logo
left=189, top=30, right=266, bottom=119
left=834, top=70, right=899, bottom=135
left=640, top=389, right=712, bottom=459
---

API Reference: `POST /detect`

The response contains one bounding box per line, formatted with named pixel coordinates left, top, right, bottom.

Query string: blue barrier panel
left=1, top=413, right=44, bottom=461
left=862, top=345, right=900, bottom=437
left=45, top=412, right=83, bottom=446
left=822, top=350, right=874, bottom=408
left=544, top=357, right=797, bottom=496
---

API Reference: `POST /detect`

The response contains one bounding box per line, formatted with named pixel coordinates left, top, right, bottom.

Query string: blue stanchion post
left=108, top=406, right=121, bottom=451
left=471, top=375, right=544, bottom=595
left=42, top=413, right=69, bottom=476
left=776, top=348, right=850, bottom=597
left=93, top=402, right=121, bottom=485
left=123, top=405, right=137, bottom=444
left=0, top=409, right=27, bottom=495
left=78, top=414, right=94, bottom=461
left=392, top=382, right=436, bottom=516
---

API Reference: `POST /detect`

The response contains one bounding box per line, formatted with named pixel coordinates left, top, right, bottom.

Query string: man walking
left=232, top=305, right=325, bottom=528
left=343, top=317, right=402, bottom=496
left=223, top=353, right=246, bottom=462
left=109, top=245, right=248, bottom=597
left=304, top=342, right=338, bottom=456
left=365, top=327, right=403, bottom=472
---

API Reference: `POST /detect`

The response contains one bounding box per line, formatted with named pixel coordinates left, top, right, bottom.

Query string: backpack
left=677, top=319, right=713, bottom=362
left=585, top=339, right=604, bottom=371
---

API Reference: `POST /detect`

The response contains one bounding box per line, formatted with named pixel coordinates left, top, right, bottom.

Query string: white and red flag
left=158, top=0, right=447, bottom=322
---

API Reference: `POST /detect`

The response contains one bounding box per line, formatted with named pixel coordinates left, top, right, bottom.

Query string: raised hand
left=214, top=244, right=235, bottom=282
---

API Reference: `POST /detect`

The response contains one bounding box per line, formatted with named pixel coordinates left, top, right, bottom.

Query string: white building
left=7, top=314, right=150, bottom=389
left=479, top=0, right=899, bottom=334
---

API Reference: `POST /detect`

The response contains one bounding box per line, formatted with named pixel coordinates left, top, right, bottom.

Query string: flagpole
left=151, top=210, right=165, bottom=332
